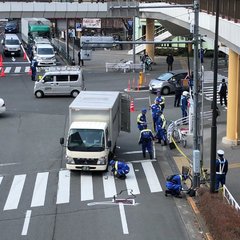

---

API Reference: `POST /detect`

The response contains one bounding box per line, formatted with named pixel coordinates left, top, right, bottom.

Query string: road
left=0, top=45, right=206, bottom=240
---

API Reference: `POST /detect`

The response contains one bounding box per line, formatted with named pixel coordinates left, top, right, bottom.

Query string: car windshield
left=156, top=72, right=174, bottom=81
left=5, top=39, right=19, bottom=45
left=67, top=129, right=105, bottom=152
left=38, top=48, right=54, bottom=55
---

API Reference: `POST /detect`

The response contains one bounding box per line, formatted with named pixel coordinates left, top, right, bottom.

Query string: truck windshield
left=68, top=129, right=105, bottom=152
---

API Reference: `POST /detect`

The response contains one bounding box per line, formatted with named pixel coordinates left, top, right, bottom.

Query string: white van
left=34, top=66, right=85, bottom=98
left=1, top=34, right=21, bottom=56
left=33, top=43, right=56, bottom=66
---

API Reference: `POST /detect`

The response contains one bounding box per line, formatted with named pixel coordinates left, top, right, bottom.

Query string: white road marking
left=4, top=174, right=26, bottom=210
left=103, top=170, right=117, bottom=198
left=142, top=162, right=163, bottom=192
left=0, top=176, right=3, bottom=185
left=119, top=203, right=129, bottom=234
left=21, top=210, right=32, bottom=236
left=4, top=67, right=11, bottom=73
left=0, top=162, right=19, bottom=166
left=125, top=163, right=140, bottom=195
left=25, top=66, right=30, bottom=72
left=134, top=97, right=149, bottom=100
left=122, top=151, right=142, bottom=155
left=81, top=173, right=93, bottom=201
left=14, top=66, right=21, bottom=73
left=31, top=172, right=49, bottom=207
left=56, top=170, right=70, bottom=204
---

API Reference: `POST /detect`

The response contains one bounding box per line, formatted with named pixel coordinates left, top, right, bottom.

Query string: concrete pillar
left=145, top=18, right=155, bottom=62
left=223, top=49, right=240, bottom=145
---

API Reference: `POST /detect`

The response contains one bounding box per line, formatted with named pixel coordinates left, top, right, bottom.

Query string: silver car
left=149, top=70, right=188, bottom=95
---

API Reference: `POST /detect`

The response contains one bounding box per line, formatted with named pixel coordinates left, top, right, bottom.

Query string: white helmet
left=217, top=149, right=224, bottom=156
left=183, top=91, right=189, bottom=96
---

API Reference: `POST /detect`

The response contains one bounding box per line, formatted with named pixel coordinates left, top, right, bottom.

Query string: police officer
left=137, top=108, right=147, bottom=131
left=150, top=99, right=161, bottom=131
left=109, top=159, right=129, bottom=180
left=30, top=57, right=38, bottom=81
left=155, top=90, right=165, bottom=111
left=138, top=125, right=154, bottom=159
left=155, top=110, right=167, bottom=145
left=216, top=149, right=228, bottom=191
left=181, top=91, right=189, bottom=124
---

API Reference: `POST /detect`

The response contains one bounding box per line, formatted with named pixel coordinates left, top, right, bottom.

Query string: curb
left=187, top=196, right=214, bottom=240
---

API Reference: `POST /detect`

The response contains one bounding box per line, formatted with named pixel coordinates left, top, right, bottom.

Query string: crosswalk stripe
left=56, top=170, right=70, bottom=204
left=25, top=66, right=30, bottom=72
left=0, top=176, right=3, bottom=185
left=81, top=173, right=93, bottom=201
left=141, top=162, right=162, bottom=192
left=103, top=170, right=117, bottom=198
left=31, top=172, right=49, bottom=207
left=14, top=67, right=21, bottom=73
left=4, top=174, right=26, bottom=211
left=125, top=163, right=140, bottom=195
left=4, top=67, right=11, bottom=73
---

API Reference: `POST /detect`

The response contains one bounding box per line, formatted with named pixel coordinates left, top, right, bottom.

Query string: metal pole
left=210, top=0, right=219, bottom=193
left=133, top=16, right=136, bottom=64
left=192, top=0, right=200, bottom=188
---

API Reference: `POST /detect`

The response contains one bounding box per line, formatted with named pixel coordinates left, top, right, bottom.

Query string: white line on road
left=103, top=170, right=117, bottom=198
left=4, top=174, right=26, bottom=210
left=142, top=162, right=163, bottom=192
left=125, top=163, right=140, bottom=195
left=21, top=210, right=32, bottom=235
left=134, top=97, right=149, bottom=100
left=31, top=172, right=49, bottom=207
left=81, top=173, right=94, bottom=201
left=0, top=162, right=19, bottom=166
left=122, top=151, right=142, bottom=155
left=56, top=170, right=70, bottom=204
left=119, top=203, right=129, bottom=234
left=14, top=66, right=21, bottom=73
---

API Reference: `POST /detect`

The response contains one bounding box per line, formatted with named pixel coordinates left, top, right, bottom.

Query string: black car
left=4, top=21, right=18, bottom=33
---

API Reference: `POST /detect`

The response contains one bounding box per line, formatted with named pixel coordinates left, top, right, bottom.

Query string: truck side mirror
left=107, top=140, right=111, bottom=148
left=60, top=137, right=64, bottom=145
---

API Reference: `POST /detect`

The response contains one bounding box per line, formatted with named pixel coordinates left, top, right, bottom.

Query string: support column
left=145, top=18, right=155, bottom=62
left=223, top=49, right=240, bottom=145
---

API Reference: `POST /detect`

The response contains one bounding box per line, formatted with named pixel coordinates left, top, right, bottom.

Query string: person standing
left=181, top=91, right=189, bottom=118
left=137, top=108, right=147, bottom=131
left=30, top=57, right=38, bottom=81
left=218, top=78, right=227, bottom=107
left=155, top=110, right=167, bottom=145
left=155, top=90, right=165, bottom=111
left=166, top=53, right=174, bottom=72
left=174, top=79, right=183, bottom=107
left=150, top=99, right=161, bottom=131
left=215, top=149, right=228, bottom=191
left=78, top=48, right=84, bottom=66
left=138, top=125, right=154, bottom=159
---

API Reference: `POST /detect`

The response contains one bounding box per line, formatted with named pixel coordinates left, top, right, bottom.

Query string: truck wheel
left=35, top=90, right=44, bottom=98
left=71, top=90, right=79, bottom=98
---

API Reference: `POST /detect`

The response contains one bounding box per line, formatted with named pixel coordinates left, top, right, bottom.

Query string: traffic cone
left=0, top=61, right=2, bottom=67
left=130, top=98, right=135, bottom=112
left=0, top=54, right=2, bottom=65
left=0, top=68, right=6, bottom=77
left=23, top=52, right=27, bottom=60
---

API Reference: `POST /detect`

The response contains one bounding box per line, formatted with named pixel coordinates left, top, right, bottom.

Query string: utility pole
left=192, top=0, right=201, bottom=188
left=210, top=0, right=220, bottom=193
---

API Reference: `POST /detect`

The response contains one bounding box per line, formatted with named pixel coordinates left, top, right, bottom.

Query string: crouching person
left=109, top=159, right=130, bottom=180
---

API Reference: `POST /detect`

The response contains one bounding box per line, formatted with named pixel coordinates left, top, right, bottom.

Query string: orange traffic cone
left=23, top=52, right=27, bottom=60
left=0, top=54, right=2, bottom=65
left=130, top=98, right=135, bottom=112
left=0, top=68, right=6, bottom=77
left=0, top=61, right=2, bottom=67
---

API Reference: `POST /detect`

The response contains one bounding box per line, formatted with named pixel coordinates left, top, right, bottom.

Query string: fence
left=223, top=185, right=240, bottom=212
left=105, top=62, right=144, bottom=73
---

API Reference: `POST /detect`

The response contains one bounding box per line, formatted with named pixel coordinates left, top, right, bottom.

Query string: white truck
left=60, top=91, right=130, bottom=171
left=21, top=18, right=51, bottom=45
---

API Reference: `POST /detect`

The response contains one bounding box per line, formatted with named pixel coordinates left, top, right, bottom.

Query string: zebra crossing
left=202, top=85, right=228, bottom=105
left=0, top=66, right=47, bottom=74
left=0, top=161, right=163, bottom=211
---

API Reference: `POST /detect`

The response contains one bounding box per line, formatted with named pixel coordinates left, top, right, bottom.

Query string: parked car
left=0, top=98, right=6, bottom=114
left=149, top=70, right=189, bottom=95
left=4, top=21, right=18, bottom=33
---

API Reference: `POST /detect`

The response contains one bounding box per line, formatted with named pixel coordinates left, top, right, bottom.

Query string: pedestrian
left=78, top=48, right=84, bottom=66
left=218, top=78, right=227, bottom=107
left=199, top=48, right=204, bottom=63
left=155, top=110, right=167, bottom=145
left=138, top=125, right=154, bottom=159
left=30, top=57, right=38, bottom=81
left=215, top=149, right=228, bottom=191
left=180, top=91, right=189, bottom=120
left=109, top=159, right=129, bottom=180
left=155, top=90, right=165, bottom=111
left=137, top=108, right=147, bottom=131
left=166, top=53, right=174, bottom=72
left=150, top=99, right=161, bottom=131
left=174, top=79, right=183, bottom=107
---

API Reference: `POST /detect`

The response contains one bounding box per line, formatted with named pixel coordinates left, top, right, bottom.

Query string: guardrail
left=223, top=185, right=240, bottom=212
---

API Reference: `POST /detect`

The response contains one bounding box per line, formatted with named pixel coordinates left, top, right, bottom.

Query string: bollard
left=138, top=71, right=144, bottom=87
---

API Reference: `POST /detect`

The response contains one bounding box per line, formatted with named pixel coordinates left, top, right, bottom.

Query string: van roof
left=36, top=43, right=53, bottom=48
left=34, top=37, right=50, bottom=44
left=44, top=66, right=82, bottom=74
left=5, top=34, right=19, bottom=39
